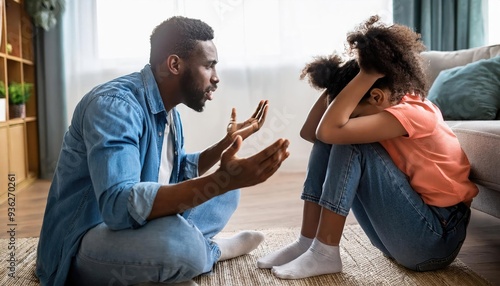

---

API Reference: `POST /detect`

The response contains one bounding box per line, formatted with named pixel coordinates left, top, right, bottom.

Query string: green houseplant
left=0, top=81, right=5, bottom=98
left=0, top=81, right=6, bottom=121
left=8, top=82, right=33, bottom=119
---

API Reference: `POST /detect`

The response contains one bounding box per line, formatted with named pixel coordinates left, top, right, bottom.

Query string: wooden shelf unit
left=0, top=0, right=39, bottom=203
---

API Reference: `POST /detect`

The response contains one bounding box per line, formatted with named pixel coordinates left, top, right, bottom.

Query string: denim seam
left=77, top=251, right=163, bottom=267
left=301, top=193, right=321, bottom=204
left=341, top=148, right=354, bottom=212
left=318, top=199, right=350, bottom=217
left=76, top=250, right=202, bottom=272
left=65, top=187, right=91, bottom=238
left=185, top=207, right=196, bottom=222
left=320, top=147, right=355, bottom=217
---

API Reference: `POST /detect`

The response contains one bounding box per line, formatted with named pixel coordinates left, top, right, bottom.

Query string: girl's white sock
left=214, top=231, right=264, bottom=261
left=257, top=234, right=313, bottom=269
left=271, top=238, right=342, bottom=279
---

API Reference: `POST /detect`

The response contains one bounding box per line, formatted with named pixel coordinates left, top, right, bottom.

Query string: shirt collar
left=141, top=64, right=165, bottom=115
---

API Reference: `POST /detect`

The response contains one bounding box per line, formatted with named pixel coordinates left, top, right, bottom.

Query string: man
left=36, top=16, right=289, bottom=286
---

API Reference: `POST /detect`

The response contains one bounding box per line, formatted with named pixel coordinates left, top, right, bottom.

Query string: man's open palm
left=227, top=100, right=268, bottom=140
left=219, top=135, right=290, bottom=190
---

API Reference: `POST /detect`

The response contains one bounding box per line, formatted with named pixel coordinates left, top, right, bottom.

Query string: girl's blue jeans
left=302, top=141, right=471, bottom=271
left=67, top=190, right=240, bottom=285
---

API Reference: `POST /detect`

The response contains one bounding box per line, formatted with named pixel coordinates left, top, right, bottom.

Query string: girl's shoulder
left=385, top=95, right=441, bottom=138
left=392, top=94, right=440, bottom=117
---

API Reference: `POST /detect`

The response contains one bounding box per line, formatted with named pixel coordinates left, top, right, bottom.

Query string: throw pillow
left=427, top=56, right=500, bottom=120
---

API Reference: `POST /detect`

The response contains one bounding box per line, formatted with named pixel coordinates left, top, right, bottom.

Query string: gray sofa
left=421, top=44, right=500, bottom=218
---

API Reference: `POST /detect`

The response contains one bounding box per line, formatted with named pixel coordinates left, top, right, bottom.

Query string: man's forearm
left=148, top=170, right=234, bottom=220
left=197, top=135, right=233, bottom=175
left=149, top=136, right=290, bottom=220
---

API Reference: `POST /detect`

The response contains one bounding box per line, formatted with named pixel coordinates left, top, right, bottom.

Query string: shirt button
left=158, top=131, right=162, bottom=136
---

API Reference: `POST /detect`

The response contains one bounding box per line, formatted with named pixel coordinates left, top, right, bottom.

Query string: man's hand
left=149, top=135, right=289, bottom=219
left=217, top=135, right=290, bottom=190
left=226, top=100, right=268, bottom=141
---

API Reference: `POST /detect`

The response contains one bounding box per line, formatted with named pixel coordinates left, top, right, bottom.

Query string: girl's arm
left=300, top=90, right=328, bottom=143
left=316, top=70, right=407, bottom=144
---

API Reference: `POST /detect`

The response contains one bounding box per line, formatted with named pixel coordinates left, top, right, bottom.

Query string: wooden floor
left=1, top=172, right=499, bottom=285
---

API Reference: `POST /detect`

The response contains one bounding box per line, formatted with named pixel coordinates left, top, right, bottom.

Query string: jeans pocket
left=430, top=203, right=471, bottom=235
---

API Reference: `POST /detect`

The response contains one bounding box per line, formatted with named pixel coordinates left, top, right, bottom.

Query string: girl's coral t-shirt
left=380, top=94, right=478, bottom=207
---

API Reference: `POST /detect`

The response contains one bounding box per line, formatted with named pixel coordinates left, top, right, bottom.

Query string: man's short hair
left=149, top=16, right=214, bottom=68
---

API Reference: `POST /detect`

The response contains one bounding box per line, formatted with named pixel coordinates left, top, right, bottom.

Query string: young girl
left=257, top=15, right=478, bottom=279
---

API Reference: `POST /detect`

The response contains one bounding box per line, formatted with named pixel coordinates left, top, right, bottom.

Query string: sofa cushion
left=421, top=44, right=500, bottom=86
left=446, top=121, right=500, bottom=192
left=427, top=57, right=500, bottom=120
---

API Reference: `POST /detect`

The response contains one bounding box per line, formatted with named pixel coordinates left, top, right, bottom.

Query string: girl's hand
left=226, top=100, right=268, bottom=141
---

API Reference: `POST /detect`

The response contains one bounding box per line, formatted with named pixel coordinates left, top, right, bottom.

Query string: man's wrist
left=221, top=133, right=234, bottom=148
left=209, top=169, right=237, bottom=194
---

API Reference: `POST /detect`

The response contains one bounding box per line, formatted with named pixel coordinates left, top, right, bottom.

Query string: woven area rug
left=0, top=224, right=492, bottom=286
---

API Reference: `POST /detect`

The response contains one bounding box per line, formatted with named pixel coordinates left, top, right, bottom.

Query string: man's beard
left=179, top=68, right=206, bottom=112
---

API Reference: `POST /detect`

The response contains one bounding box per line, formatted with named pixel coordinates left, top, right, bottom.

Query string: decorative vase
left=0, top=98, right=6, bottom=121
left=9, top=103, right=26, bottom=119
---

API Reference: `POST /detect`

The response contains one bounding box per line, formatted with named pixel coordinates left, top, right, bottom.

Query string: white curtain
left=62, top=0, right=393, bottom=172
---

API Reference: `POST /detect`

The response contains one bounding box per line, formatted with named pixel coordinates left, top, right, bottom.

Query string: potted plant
left=25, top=0, right=66, bottom=31
left=8, top=82, right=33, bottom=119
left=0, top=81, right=6, bottom=121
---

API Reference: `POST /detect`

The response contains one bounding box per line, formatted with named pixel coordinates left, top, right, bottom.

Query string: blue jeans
left=67, top=190, right=240, bottom=285
left=302, top=141, right=471, bottom=271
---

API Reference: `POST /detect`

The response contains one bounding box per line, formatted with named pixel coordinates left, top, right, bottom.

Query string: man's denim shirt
left=36, top=65, right=200, bottom=286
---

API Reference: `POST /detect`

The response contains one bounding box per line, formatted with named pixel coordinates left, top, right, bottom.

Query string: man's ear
left=155, top=55, right=181, bottom=78
left=368, top=88, right=386, bottom=106
left=166, top=55, right=182, bottom=75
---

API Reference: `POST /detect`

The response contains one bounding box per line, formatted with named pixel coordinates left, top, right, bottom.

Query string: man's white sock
left=271, top=238, right=342, bottom=279
left=257, top=234, right=313, bottom=269
left=214, top=231, right=264, bottom=261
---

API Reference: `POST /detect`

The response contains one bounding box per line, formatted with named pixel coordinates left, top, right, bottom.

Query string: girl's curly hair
left=301, top=15, right=428, bottom=104
left=347, top=15, right=428, bottom=101
left=300, top=54, right=361, bottom=104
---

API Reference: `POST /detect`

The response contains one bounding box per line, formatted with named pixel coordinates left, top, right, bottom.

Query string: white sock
left=213, top=231, right=264, bottom=261
left=272, top=239, right=342, bottom=279
left=257, top=234, right=313, bottom=269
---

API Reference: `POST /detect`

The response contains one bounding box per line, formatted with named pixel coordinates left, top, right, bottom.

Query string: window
left=487, top=0, right=500, bottom=45
left=96, top=0, right=176, bottom=60
left=94, top=0, right=393, bottom=65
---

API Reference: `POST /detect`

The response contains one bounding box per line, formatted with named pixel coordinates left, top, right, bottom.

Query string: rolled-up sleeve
left=128, top=182, right=161, bottom=226
left=181, top=152, right=200, bottom=180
